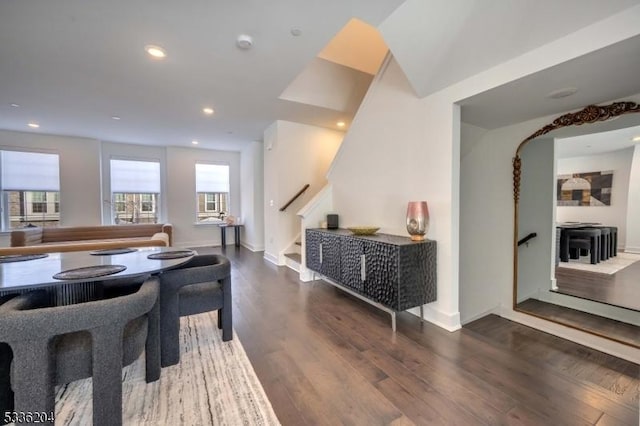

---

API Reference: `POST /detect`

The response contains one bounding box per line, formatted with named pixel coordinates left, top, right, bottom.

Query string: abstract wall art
left=557, top=170, right=613, bottom=206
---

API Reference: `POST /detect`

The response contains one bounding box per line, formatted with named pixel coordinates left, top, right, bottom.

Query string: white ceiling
left=2, top=0, right=639, bottom=152
left=460, top=34, right=640, bottom=129
left=556, top=124, right=640, bottom=159
left=380, top=0, right=640, bottom=98
left=0, top=0, right=402, bottom=151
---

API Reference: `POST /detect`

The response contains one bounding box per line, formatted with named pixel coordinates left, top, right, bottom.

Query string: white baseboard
left=241, top=242, right=264, bottom=252
left=407, top=304, right=461, bottom=332
left=298, top=267, right=315, bottom=282
left=623, top=245, right=640, bottom=254
left=174, top=240, right=218, bottom=249
left=263, top=252, right=279, bottom=265
left=460, top=305, right=501, bottom=325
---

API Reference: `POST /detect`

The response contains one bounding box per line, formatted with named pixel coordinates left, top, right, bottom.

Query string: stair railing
left=279, top=184, right=310, bottom=212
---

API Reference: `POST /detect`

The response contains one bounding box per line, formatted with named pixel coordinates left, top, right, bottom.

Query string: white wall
left=0, top=130, right=248, bottom=248
left=240, top=141, right=265, bottom=251
left=328, top=55, right=462, bottom=330
left=263, top=121, right=343, bottom=264
left=517, top=138, right=556, bottom=302
left=165, top=147, right=241, bottom=247
left=279, top=57, right=373, bottom=114
left=556, top=148, right=633, bottom=248
left=625, top=144, right=640, bottom=253
left=460, top=117, right=551, bottom=324
left=0, top=130, right=102, bottom=226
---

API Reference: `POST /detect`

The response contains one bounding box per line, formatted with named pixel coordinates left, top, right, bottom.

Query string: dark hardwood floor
left=517, top=298, right=640, bottom=348
left=555, top=256, right=640, bottom=311
left=196, top=246, right=639, bottom=425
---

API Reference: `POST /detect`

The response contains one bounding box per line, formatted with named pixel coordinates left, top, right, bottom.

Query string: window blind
left=111, top=159, right=161, bottom=193
left=1, top=151, right=60, bottom=191
left=195, top=163, right=229, bottom=193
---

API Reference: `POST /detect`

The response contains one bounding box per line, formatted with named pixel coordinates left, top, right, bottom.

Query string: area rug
left=557, top=251, right=640, bottom=275
left=53, top=312, right=281, bottom=425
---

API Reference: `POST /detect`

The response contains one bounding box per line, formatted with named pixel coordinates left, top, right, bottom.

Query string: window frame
left=109, top=157, right=162, bottom=225
left=0, top=149, right=61, bottom=230
left=195, top=162, right=230, bottom=224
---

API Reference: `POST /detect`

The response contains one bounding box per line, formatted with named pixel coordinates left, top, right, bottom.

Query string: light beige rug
left=557, top=251, right=640, bottom=275
left=54, top=312, right=281, bottom=425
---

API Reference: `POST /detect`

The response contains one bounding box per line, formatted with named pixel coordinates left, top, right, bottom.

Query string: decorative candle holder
left=406, top=201, right=429, bottom=241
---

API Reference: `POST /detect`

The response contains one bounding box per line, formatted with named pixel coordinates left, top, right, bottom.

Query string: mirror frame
left=512, top=101, right=640, bottom=343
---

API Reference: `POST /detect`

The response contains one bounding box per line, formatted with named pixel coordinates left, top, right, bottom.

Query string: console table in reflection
left=217, top=223, right=243, bottom=247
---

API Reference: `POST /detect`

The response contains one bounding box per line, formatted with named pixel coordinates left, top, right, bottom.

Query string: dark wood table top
left=0, top=247, right=195, bottom=292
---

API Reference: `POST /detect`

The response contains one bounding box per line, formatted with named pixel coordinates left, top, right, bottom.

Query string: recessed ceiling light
left=290, top=27, right=302, bottom=37
left=546, top=87, right=578, bottom=99
left=336, top=121, right=346, bottom=128
left=10, top=103, right=19, bottom=108
left=236, top=34, right=253, bottom=50
left=111, top=116, right=121, bottom=120
left=633, top=136, right=640, bottom=142
left=192, top=140, right=199, bottom=145
left=202, top=107, right=214, bottom=115
left=145, top=45, right=167, bottom=59
left=28, top=122, right=39, bottom=128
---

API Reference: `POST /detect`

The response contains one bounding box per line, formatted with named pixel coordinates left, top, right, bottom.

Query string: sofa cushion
left=0, top=234, right=169, bottom=256
left=41, top=224, right=166, bottom=244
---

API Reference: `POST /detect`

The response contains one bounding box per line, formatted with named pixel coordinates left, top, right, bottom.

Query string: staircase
left=284, top=241, right=302, bottom=272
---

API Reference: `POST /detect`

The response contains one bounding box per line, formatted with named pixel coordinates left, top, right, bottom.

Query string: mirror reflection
left=515, top=103, right=640, bottom=348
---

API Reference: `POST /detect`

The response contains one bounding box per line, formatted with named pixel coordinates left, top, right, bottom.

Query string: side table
left=218, top=223, right=243, bottom=247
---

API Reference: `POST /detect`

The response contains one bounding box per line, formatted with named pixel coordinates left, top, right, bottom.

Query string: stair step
left=284, top=253, right=302, bottom=263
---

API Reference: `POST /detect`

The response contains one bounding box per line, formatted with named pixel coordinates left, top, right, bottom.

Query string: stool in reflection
left=562, top=229, right=601, bottom=265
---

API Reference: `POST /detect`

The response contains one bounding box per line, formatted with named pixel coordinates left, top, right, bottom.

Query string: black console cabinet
left=305, top=228, right=437, bottom=330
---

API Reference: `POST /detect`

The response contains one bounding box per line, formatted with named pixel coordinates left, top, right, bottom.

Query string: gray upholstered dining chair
left=0, top=275, right=160, bottom=426
left=158, top=254, right=232, bottom=367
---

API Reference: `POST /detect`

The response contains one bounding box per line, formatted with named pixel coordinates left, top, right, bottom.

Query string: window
left=195, top=163, right=229, bottom=223
left=0, top=150, right=61, bottom=229
left=30, top=191, right=47, bottom=213
left=114, top=193, right=126, bottom=213
left=110, top=159, right=161, bottom=224
left=140, top=194, right=155, bottom=212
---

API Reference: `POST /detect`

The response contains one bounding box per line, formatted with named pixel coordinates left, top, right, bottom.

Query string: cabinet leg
left=391, top=312, right=396, bottom=332
left=420, top=305, right=424, bottom=323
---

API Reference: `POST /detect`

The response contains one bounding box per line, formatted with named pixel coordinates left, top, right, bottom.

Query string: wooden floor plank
left=192, top=247, right=639, bottom=426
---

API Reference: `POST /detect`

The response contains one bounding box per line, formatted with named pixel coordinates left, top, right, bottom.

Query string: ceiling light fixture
left=290, top=27, right=302, bottom=37
left=202, top=107, right=214, bottom=115
left=336, top=121, right=346, bottom=128
left=28, top=122, right=40, bottom=128
left=192, top=140, right=199, bottom=145
left=145, top=44, right=167, bottom=59
left=236, top=34, right=253, bottom=50
left=111, top=116, right=121, bottom=120
left=546, top=87, right=578, bottom=99
left=633, top=136, right=640, bottom=142
left=10, top=103, right=19, bottom=108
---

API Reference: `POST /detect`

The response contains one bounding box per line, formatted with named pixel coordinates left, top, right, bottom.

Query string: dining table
left=0, top=246, right=196, bottom=422
left=0, top=247, right=196, bottom=304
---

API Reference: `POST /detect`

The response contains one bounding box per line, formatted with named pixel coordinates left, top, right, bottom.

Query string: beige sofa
left=1, top=223, right=172, bottom=255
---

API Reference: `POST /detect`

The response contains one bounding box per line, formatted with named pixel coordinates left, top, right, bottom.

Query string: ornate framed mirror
left=512, top=101, right=640, bottom=348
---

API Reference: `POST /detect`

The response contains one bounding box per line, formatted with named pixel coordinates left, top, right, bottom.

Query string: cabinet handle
left=319, top=243, right=323, bottom=264
left=360, top=254, right=366, bottom=281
